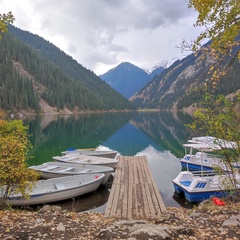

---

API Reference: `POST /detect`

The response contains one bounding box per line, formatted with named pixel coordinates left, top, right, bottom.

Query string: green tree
left=0, top=120, right=39, bottom=209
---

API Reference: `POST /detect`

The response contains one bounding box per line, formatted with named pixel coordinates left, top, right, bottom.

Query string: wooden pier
left=105, top=155, right=166, bottom=220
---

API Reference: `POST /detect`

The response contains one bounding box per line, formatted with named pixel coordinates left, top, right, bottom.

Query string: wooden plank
left=127, top=157, right=133, bottom=219
left=135, top=157, right=146, bottom=218
left=121, top=157, right=128, bottom=218
left=144, top=159, right=167, bottom=213
left=105, top=155, right=166, bottom=220
left=105, top=158, right=122, bottom=217
left=131, top=157, right=139, bottom=218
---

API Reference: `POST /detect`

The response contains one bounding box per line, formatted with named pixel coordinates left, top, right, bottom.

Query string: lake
left=23, top=111, right=194, bottom=212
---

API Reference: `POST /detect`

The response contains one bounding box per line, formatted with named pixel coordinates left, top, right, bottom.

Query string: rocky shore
left=1, top=200, right=240, bottom=240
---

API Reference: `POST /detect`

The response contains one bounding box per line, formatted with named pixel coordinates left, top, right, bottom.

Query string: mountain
left=99, top=62, right=154, bottom=99
left=145, top=63, right=165, bottom=78
left=0, top=25, right=135, bottom=114
left=130, top=41, right=240, bottom=110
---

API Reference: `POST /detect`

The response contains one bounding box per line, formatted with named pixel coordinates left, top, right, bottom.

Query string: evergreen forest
left=0, top=26, right=135, bottom=113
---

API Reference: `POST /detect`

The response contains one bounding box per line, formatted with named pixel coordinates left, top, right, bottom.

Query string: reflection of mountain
left=25, top=112, right=193, bottom=165
left=102, top=122, right=163, bottom=156
left=26, top=113, right=133, bottom=164
left=130, top=112, right=193, bottom=158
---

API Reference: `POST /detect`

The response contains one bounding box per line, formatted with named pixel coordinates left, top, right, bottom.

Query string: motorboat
left=180, top=136, right=239, bottom=172
left=180, top=143, right=227, bottom=171
left=173, top=136, right=239, bottom=203
left=172, top=170, right=240, bottom=202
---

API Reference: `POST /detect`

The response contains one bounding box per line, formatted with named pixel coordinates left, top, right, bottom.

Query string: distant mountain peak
left=99, top=62, right=152, bottom=99
left=143, top=61, right=166, bottom=76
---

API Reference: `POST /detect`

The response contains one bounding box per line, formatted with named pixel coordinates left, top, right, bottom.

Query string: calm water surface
left=23, top=111, right=194, bottom=212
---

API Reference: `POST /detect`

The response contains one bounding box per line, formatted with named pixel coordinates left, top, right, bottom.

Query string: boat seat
left=56, top=167, right=74, bottom=173
left=41, top=165, right=59, bottom=171
left=79, top=169, right=92, bottom=173
left=55, top=183, right=65, bottom=190
left=180, top=181, right=192, bottom=187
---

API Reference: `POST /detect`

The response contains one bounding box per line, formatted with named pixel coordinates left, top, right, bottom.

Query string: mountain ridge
left=130, top=41, right=240, bottom=110
left=0, top=25, right=135, bottom=114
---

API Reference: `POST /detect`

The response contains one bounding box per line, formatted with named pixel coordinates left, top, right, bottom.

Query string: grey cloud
left=67, top=43, right=77, bottom=54
left=2, top=0, right=199, bottom=74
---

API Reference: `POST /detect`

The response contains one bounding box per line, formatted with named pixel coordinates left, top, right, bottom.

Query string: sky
left=1, top=0, right=203, bottom=75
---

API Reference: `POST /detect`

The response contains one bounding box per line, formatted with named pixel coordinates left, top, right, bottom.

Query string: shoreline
left=1, top=200, right=240, bottom=239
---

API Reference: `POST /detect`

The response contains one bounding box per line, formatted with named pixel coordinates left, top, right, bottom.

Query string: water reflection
left=24, top=111, right=193, bottom=211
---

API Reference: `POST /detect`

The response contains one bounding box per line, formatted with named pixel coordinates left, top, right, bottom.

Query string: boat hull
left=40, top=171, right=112, bottom=184
left=6, top=174, right=105, bottom=206
left=62, top=150, right=118, bottom=159
left=53, top=154, right=118, bottom=169
left=180, top=161, right=213, bottom=171
left=173, top=181, right=228, bottom=202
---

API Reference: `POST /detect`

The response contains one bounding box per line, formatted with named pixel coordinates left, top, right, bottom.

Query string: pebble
left=1, top=203, right=240, bottom=239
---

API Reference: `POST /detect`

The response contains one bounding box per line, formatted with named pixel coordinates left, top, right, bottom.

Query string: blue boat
left=180, top=148, right=226, bottom=172
left=173, top=136, right=239, bottom=203
left=180, top=136, right=239, bottom=172
left=172, top=171, right=233, bottom=202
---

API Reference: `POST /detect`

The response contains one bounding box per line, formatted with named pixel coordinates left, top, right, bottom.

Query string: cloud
left=1, top=0, right=201, bottom=74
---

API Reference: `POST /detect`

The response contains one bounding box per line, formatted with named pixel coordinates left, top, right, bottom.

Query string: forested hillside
left=130, top=40, right=240, bottom=110
left=0, top=25, right=135, bottom=114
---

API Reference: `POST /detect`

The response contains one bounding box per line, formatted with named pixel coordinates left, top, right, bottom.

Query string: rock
left=222, top=215, right=240, bottom=226
left=56, top=222, right=65, bottom=231
left=38, top=205, right=62, bottom=213
left=129, top=224, right=171, bottom=239
left=98, top=220, right=194, bottom=239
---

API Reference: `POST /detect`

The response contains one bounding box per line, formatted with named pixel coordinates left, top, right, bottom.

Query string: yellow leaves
left=0, top=12, right=14, bottom=34
left=189, top=0, right=240, bottom=56
left=190, top=93, right=240, bottom=149
left=0, top=120, right=38, bottom=209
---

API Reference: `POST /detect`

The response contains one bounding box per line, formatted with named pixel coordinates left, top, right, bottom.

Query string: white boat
left=172, top=171, right=240, bottom=202
left=62, top=148, right=118, bottom=159
left=5, top=174, right=105, bottom=206
left=53, top=154, right=118, bottom=169
left=29, top=161, right=114, bottom=184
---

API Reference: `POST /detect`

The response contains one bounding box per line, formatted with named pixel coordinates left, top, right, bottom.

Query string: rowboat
left=62, top=148, right=118, bottom=159
left=29, top=161, right=114, bottom=184
left=53, top=154, right=118, bottom=169
left=5, top=174, right=105, bottom=206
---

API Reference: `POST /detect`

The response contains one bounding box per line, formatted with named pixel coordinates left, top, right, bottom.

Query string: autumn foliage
left=0, top=120, right=39, bottom=209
